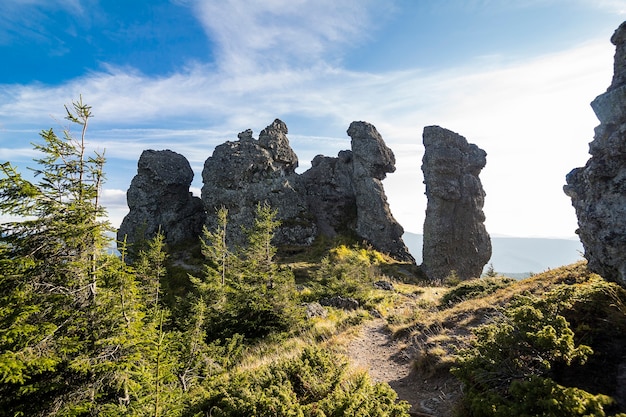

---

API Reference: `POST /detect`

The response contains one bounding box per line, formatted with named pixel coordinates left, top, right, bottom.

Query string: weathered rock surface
left=117, top=149, right=206, bottom=247
left=564, top=21, right=626, bottom=286
left=421, top=126, right=491, bottom=281
left=349, top=122, right=412, bottom=262
left=201, top=119, right=413, bottom=261
left=300, top=151, right=356, bottom=237
left=319, top=295, right=359, bottom=311
left=301, top=121, right=414, bottom=262
left=201, top=119, right=316, bottom=247
left=119, top=119, right=414, bottom=262
left=303, top=302, right=327, bottom=319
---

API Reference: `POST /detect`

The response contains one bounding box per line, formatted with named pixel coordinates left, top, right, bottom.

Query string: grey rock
left=347, top=122, right=414, bottom=263
left=300, top=152, right=356, bottom=237
left=421, top=126, right=492, bottom=281
left=319, top=295, right=360, bottom=311
left=119, top=119, right=415, bottom=263
left=373, top=280, right=394, bottom=291
left=565, top=21, right=626, bottom=286
left=201, top=119, right=316, bottom=247
left=117, top=149, right=206, bottom=248
left=203, top=119, right=414, bottom=261
left=303, top=302, right=328, bottom=319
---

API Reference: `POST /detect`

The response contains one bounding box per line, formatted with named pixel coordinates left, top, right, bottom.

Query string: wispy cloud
left=0, top=0, right=89, bottom=45
left=1, top=37, right=612, bottom=237
left=189, top=0, right=390, bottom=73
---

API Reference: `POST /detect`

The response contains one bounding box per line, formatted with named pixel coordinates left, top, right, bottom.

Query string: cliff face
left=564, top=21, right=626, bottom=287
left=119, top=119, right=414, bottom=262
left=421, top=126, right=491, bottom=281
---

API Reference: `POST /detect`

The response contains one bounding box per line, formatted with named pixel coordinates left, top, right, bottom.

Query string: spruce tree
left=199, top=202, right=300, bottom=341
left=0, top=98, right=111, bottom=415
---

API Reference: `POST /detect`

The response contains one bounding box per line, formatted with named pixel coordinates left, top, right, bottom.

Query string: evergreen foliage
left=309, top=244, right=382, bottom=305
left=452, top=274, right=626, bottom=417
left=194, top=202, right=302, bottom=341
left=440, top=276, right=515, bottom=307
left=189, top=347, right=410, bottom=417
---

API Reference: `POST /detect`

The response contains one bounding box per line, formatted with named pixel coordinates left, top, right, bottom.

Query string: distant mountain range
left=403, top=232, right=584, bottom=277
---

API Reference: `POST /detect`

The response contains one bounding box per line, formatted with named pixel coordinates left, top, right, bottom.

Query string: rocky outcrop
left=300, top=151, right=356, bottom=237
left=349, top=122, right=412, bottom=261
left=564, top=21, right=626, bottom=287
left=421, top=126, right=491, bottom=281
left=117, top=149, right=206, bottom=248
left=201, top=119, right=316, bottom=247
left=119, top=119, right=413, bottom=262
left=319, top=295, right=359, bottom=311
left=301, top=121, right=414, bottom=262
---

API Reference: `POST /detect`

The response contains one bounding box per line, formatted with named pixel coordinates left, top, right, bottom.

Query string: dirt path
left=346, top=319, right=461, bottom=417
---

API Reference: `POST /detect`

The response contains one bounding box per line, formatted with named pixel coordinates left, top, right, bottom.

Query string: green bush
left=308, top=245, right=381, bottom=305
left=191, top=347, right=410, bottom=417
left=452, top=276, right=626, bottom=417
left=440, top=277, right=515, bottom=307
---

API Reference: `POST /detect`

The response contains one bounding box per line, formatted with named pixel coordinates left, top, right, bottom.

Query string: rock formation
left=117, top=149, right=206, bottom=248
left=203, top=119, right=414, bottom=261
left=348, top=121, right=411, bottom=261
left=201, top=119, right=316, bottom=247
left=300, top=121, right=414, bottom=262
left=564, top=21, right=626, bottom=287
left=119, top=119, right=414, bottom=262
left=421, top=126, right=491, bottom=281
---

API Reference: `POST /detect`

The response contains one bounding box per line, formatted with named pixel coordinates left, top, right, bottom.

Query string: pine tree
left=0, top=97, right=112, bottom=415
left=200, top=206, right=230, bottom=287
left=200, top=202, right=301, bottom=341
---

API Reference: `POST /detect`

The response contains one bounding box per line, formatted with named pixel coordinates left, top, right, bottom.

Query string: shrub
left=191, top=347, right=410, bottom=416
left=452, top=275, right=626, bottom=417
left=440, top=277, right=515, bottom=307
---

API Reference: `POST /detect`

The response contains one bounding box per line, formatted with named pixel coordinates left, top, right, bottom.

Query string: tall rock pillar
left=421, top=126, right=491, bottom=281
left=347, top=121, right=415, bottom=262
left=117, top=149, right=206, bottom=249
left=564, top=21, right=626, bottom=286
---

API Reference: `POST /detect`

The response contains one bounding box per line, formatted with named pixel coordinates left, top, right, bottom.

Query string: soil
left=346, top=318, right=462, bottom=417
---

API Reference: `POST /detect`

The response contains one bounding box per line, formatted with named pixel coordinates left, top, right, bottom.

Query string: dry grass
left=385, top=261, right=595, bottom=380
left=235, top=261, right=597, bottom=394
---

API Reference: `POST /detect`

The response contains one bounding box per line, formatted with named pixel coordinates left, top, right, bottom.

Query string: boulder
left=564, top=21, right=626, bottom=286
left=303, top=302, right=328, bottom=319
left=117, top=149, right=206, bottom=248
left=319, top=295, right=359, bottom=311
left=373, top=280, right=394, bottom=291
left=421, top=126, right=492, bottom=281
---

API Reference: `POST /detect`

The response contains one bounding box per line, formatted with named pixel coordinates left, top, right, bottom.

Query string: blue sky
left=1, top=0, right=625, bottom=238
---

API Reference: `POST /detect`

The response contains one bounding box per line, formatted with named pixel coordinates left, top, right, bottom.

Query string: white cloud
left=189, top=0, right=389, bottom=73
